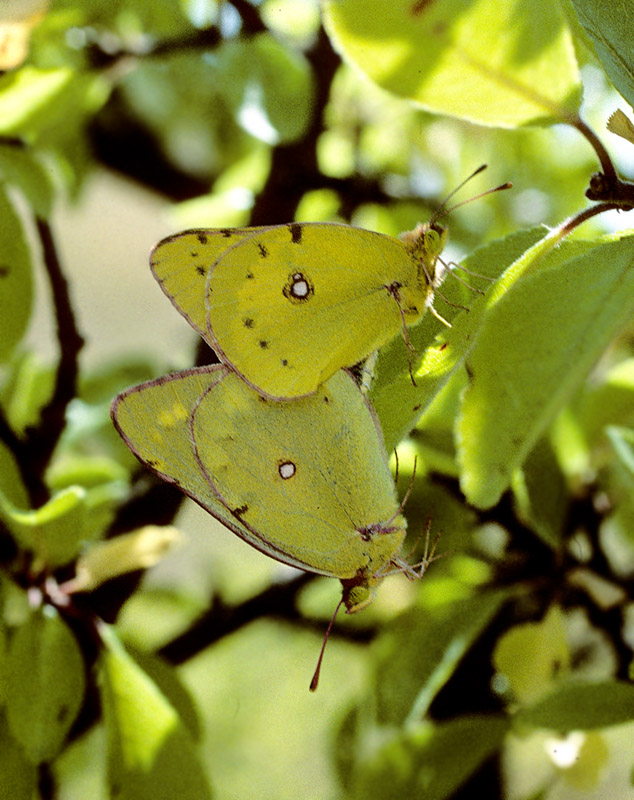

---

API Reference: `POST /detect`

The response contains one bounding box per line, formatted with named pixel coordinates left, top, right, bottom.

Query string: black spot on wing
left=246, top=270, right=254, bottom=279
left=281, top=359, right=288, bottom=367
left=195, top=265, right=205, bottom=276
left=288, top=223, right=302, bottom=244
left=259, top=340, right=269, bottom=349
left=219, top=229, right=233, bottom=237
left=257, top=243, right=268, bottom=258
left=197, top=233, right=208, bottom=245
left=244, top=318, right=254, bottom=328
left=233, top=504, right=249, bottom=519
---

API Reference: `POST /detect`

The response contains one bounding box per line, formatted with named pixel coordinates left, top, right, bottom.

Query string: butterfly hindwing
left=111, top=366, right=405, bottom=580
left=191, top=369, right=405, bottom=578
left=150, top=228, right=269, bottom=343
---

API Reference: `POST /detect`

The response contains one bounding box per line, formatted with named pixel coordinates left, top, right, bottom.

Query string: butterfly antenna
left=429, top=164, right=488, bottom=226
left=310, top=597, right=344, bottom=692
left=393, top=449, right=400, bottom=485
left=437, top=181, right=513, bottom=223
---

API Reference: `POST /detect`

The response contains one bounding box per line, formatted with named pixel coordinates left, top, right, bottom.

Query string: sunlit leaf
left=372, top=227, right=547, bottom=452
left=70, top=526, right=182, bottom=593
left=323, top=0, right=581, bottom=126
left=99, top=625, right=212, bottom=800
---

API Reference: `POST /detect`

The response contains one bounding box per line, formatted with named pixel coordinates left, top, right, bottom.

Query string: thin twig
left=23, top=218, right=84, bottom=505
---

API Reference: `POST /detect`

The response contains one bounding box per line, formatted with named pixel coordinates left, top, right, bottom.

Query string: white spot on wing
left=279, top=461, right=296, bottom=479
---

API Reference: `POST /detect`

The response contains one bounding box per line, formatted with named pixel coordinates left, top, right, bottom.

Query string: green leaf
left=351, top=715, right=509, bottom=800
left=0, top=144, right=54, bottom=218
left=0, top=621, right=6, bottom=708
left=323, top=0, right=581, bottom=126
left=515, top=680, right=634, bottom=731
left=71, top=527, right=181, bottom=593
left=0, top=66, right=109, bottom=144
left=511, top=436, right=569, bottom=548
left=577, top=358, right=634, bottom=447
left=0, top=439, right=28, bottom=509
left=0, top=351, right=55, bottom=435
left=458, top=232, right=634, bottom=508
left=99, top=625, right=213, bottom=800
left=375, top=589, right=510, bottom=724
left=571, top=0, right=634, bottom=109
left=6, top=607, right=85, bottom=763
left=0, top=66, right=74, bottom=136
left=606, top=425, right=634, bottom=482
left=493, top=606, right=569, bottom=705
left=0, top=486, right=90, bottom=568
left=218, top=33, right=314, bottom=145
left=0, top=713, right=36, bottom=800
left=0, top=186, right=33, bottom=362
left=372, top=227, right=547, bottom=452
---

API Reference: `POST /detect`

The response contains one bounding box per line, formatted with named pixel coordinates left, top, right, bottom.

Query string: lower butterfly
left=150, top=167, right=509, bottom=401
left=111, top=367, right=411, bottom=616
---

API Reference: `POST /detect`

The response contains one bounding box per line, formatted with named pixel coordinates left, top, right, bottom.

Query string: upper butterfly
left=150, top=219, right=446, bottom=400
left=150, top=165, right=510, bottom=400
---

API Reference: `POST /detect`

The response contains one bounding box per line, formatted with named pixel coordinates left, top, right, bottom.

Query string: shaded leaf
left=0, top=712, right=36, bottom=799
left=458, top=233, right=634, bottom=508
left=6, top=608, right=85, bottom=763
left=375, top=589, right=510, bottom=724
left=571, top=0, right=634, bottom=109
left=515, top=680, right=634, bottom=731
left=0, top=186, right=32, bottom=362
left=351, top=715, right=509, bottom=800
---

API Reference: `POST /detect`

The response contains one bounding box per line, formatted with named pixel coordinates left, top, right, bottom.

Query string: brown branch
left=22, top=218, right=84, bottom=506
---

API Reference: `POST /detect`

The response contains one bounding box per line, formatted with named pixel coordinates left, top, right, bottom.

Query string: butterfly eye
left=278, top=460, right=297, bottom=479
left=283, top=272, right=314, bottom=303
left=424, top=226, right=444, bottom=256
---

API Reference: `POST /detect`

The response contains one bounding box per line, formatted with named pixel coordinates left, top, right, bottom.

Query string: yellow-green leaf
left=323, top=0, right=581, bottom=126
left=99, top=625, right=212, bottom=800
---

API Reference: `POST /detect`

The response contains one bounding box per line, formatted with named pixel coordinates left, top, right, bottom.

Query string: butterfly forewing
left=205, top=222, right=427, bottom=399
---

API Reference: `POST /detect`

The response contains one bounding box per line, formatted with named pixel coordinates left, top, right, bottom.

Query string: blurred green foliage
left=2, top=0, right=634, bottom=798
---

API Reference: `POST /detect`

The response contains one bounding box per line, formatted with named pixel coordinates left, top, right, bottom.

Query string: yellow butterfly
left=111, top=366, right=407, bottom=615
left=150, top=220, right=447, bottom=400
